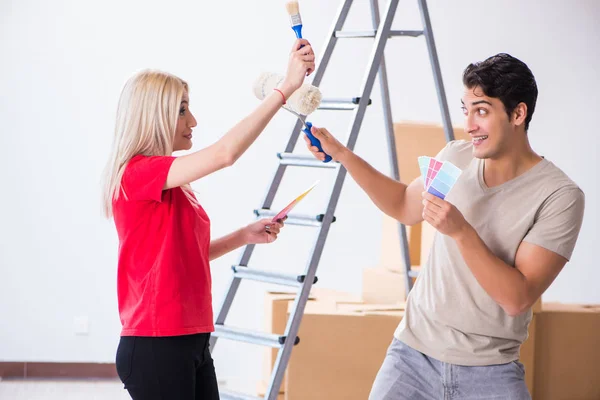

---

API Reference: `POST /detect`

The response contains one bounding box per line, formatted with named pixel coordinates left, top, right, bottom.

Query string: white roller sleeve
left=253, top=72, right=322, bottom=116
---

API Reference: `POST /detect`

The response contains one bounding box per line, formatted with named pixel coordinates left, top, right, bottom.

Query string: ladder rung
left=334, top=30, right=424, bottom=38
left=214, top=325, right=299, bottom=348
left=277, top=153, right=338, bottom=169
left=408, top=269, right=420, bottom=278
left=392, top=30, right=424, bottom=37
left=254, top=209, right=336, bottom=227
left=232, top=266, right=317, bottom=287
left=220, top=389, right=262, bottom=400
left=318, top=97, right=372, bottom=110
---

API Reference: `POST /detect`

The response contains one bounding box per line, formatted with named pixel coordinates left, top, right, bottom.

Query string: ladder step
left=254, top=209, right=336, bottom=227
left=220, top=389, right=263, bottom=400
left=334, top=30, right=424, bottom=38
left=214, top=325, right=299, bottom=348
left=278, top=153, right=338, bottom=169
left=318, top=97, right=372, bottom=110
left=232, top=265, right=318, bottom=287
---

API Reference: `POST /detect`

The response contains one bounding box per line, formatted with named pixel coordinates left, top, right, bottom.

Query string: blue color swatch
left=418, top=156, right=462, bottom=200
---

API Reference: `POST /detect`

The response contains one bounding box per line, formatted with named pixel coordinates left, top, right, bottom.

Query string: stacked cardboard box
left=262, top=288, right=362, bottom=387
left=362, top=264, right=420, bottom=304
left=533, top=303, right=600, bottom=400
left=285, top=300, right=404, bottom=400
left=260, top=289, right=403, bottom=400
left=256, top=380, right=285, bottom=400
left=260, top=296, right=599, bottom=400
left=378, top=122, right=469, bottom=300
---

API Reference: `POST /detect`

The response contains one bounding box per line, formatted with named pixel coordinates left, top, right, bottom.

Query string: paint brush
left=286, top=0, right=303, bottom=39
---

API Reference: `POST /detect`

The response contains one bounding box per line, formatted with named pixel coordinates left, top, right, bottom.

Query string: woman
left=102, top=39, right=315, bottom=400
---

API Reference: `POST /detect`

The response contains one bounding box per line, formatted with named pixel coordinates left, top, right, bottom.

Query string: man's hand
left=422, top=192, right=471, bottom=240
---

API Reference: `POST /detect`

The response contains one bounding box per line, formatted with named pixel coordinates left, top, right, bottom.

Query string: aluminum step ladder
left=212, top=1, right=454, bottom=399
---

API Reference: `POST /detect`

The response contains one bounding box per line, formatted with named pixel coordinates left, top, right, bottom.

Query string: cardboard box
left=380, top=122, right=468, bottom=275
left=533, top=303, right=600, bottom=400
left=380, top=216, right=422, bottom=271
left=256, top=380, right=285, bottom=400
left=380, top=218, right=434, bottom=273
left=379, top=214, right=432, bottom=299
left=263, top=288, right=540, bottom=399
left=262, top=289, right=361, bottom=384
left=380, top=214, right=437, bottom=276
left=390, top=120, right=468, bottom=270
left=393, top=121, right=469, bottom=184
left=362, top=266, right=420, bottom=304
left=285, top=301, right=404, bottom=400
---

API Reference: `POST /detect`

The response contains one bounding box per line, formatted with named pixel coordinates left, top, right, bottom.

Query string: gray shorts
left=369, top=338, right=531, bottom=400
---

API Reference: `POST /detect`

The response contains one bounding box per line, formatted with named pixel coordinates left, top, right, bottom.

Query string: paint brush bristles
left=286, top=1, right=303, bottom=38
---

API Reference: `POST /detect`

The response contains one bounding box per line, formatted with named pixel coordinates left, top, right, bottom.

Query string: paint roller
left=253, top=71, right=321, bottom=116
left=253, top=72, right=332, bottom=163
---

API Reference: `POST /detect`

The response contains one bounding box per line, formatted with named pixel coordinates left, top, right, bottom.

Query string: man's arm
left=454, top=226, right=566, bottom=316
left=422, top=188, right=584, bottom=316
left=304, top=127, right=424, bottom=226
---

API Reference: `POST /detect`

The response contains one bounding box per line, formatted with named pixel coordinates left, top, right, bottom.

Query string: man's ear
left=512, top=102, right=528, bottom=128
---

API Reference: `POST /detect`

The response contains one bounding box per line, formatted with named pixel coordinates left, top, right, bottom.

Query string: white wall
left=1, top=0, right=598, bottom=389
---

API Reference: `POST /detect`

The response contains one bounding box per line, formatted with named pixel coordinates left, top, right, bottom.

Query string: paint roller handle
left=303, top=121, right=332, bottom=163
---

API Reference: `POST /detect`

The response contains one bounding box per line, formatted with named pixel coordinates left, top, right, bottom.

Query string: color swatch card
left=418, top=156, right=462, bottom=200
left=272, top=180, right=319, bottom=222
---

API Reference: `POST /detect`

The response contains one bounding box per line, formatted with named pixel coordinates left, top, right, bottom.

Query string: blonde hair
left=102, top=69, right=192, bottom=218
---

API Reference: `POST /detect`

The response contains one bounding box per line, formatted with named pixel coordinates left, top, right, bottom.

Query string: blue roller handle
left=303, top=121, right=332, bottom=163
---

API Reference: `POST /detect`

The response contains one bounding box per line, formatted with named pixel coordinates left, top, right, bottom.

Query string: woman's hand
left=279, top=39, right=316, bottom=98
left=244, top=218, right=286, bottom=244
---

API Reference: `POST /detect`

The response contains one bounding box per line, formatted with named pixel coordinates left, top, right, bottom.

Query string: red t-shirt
left=113, top=155, right=214, bottom=336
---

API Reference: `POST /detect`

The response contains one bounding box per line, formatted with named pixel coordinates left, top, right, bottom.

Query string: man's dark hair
left=463, top=53, right=538, bottom=131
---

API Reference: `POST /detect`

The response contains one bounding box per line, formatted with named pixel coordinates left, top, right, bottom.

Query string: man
left=304, top=53, right=585, bottom=399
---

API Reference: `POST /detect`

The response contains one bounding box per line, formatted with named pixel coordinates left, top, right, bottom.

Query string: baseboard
left=0, top=362, right=118, bottom=379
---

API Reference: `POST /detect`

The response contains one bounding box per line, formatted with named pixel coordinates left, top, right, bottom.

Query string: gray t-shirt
left=395, top=140, right=585, bottom=366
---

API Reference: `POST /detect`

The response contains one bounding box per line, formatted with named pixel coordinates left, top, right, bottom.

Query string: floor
left=0, top=378, right=250, bottom=399
left=0, top=379, right=131, bottom=400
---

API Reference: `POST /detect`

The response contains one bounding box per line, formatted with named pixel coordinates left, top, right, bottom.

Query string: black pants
left=115, top=333, right=219, bottom=400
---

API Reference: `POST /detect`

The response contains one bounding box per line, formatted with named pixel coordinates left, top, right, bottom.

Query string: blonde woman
left=102, top=39, right=315, bottom=400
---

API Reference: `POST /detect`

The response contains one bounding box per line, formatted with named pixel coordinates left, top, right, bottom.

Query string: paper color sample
left=272, top=181, right=319, bottom=222
left=417, top=156, right=462, bottom=200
